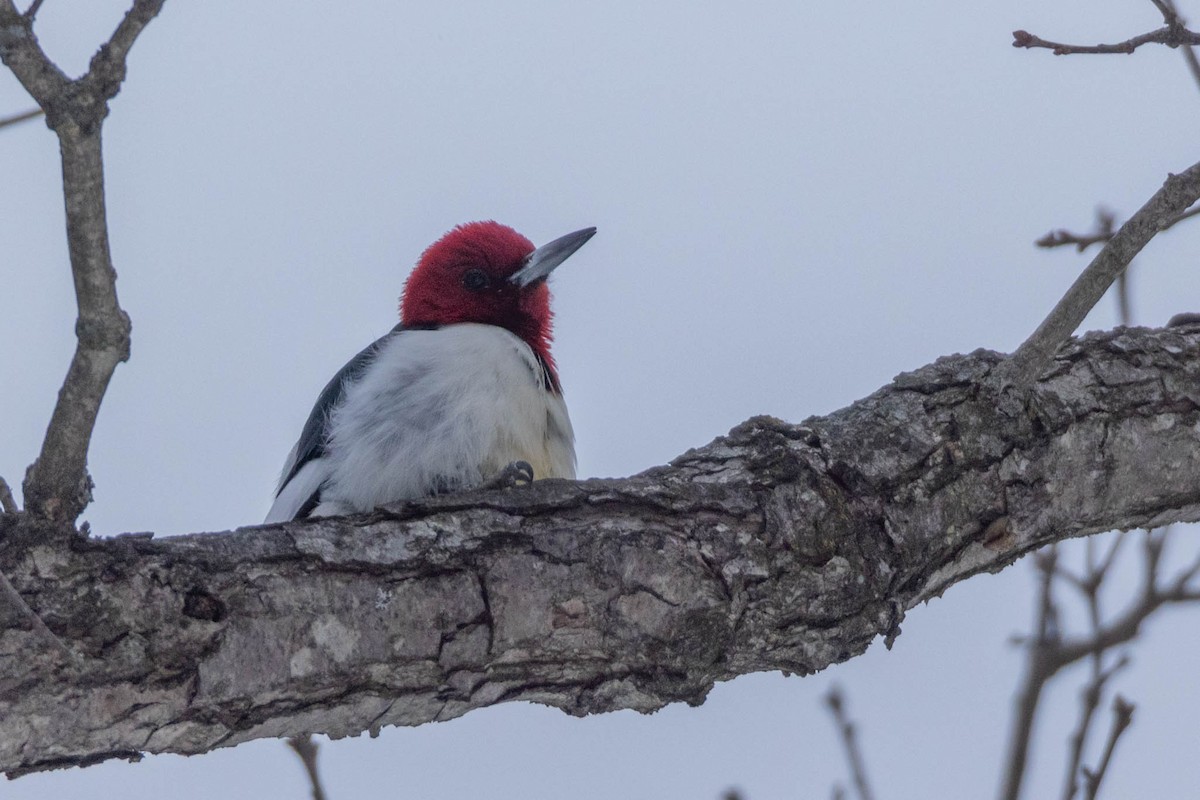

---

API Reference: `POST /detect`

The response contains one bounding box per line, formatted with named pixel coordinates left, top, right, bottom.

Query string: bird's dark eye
left=462, top=268, right=491, bottom=292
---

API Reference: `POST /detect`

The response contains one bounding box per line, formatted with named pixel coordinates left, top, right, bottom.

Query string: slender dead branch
left=1060, top=535, right=1128, bottom=800
left=1036, top=207, right=1200, bottom=252
left=1000, top=528, right=1200, bottom=800
left=22, top=0, right=44, bottom=20
left=1036, top=209, right=1116, bottom=252
left=1081, top=697, right=1135, bottom=800
left=824, top=687, right=876, bottom=800
left=1151, top=0, right=1200, bottom=92
left=0, top=106, right=42, bottom=129
left=1012, top=25, right=1200, bottom=55
left=1061, top=655, right=1128, bottom=800
left=80, top=0, right=167, bottom=103
left=1000, top=546, right=1060, bottom=800
left=286, top=735, right=329, bottom=800
left=0, top=0, right=166, bottom=522
left=996, top=161, right=1200, bottom=391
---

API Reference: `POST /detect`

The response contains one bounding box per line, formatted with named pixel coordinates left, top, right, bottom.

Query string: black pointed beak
left=510, top=227, right=597, bottom=288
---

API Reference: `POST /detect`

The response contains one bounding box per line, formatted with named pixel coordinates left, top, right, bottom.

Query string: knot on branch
left=21, top=465, right=93, bottom=525
left=75, top=309, right=132, bottom=360
left=42, top=80, right=110, bottom=136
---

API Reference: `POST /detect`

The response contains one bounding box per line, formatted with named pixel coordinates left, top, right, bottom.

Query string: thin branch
left=0, top=0, right=166, bottom=522
left=1001, top=527, right=1200, bottom=800
left=1115, top=267, right=1132, bottom=328
left=1094, top=532, right=1129, bottom=582
left=0, top=477, right=16, bottom=514
left=81, top=0, right=167, bottom=103
left=1061, top=656, right=1128, bottom=800
left=1150, top=0, right=1176, bottom=23
left=1036, top=206, right=1200, bottom=252
left=0, top=106, right=42, bottom=129
left=1180, top=38, right=1200, bottom=88
left=1081, top=697, right=1135, bottom=800
left=1060, top=535, right=1127, bottom=800
left=1170, top=545, right=1200, bottom=590
left=1153, top=0, right=1200, bottom=92
left=1000, top=546, right=1060, bottom=800
left=286, top=735, right=329, bottom=800
left=1012, top=25, right=1200, bottom=55
left=996, top=161, right=1200, bottom=391
left=0, top=3, right=71, bottom=105
left=824, top=686, right=876, bottom=800
left=1036, top=209, right=1116, bottom=252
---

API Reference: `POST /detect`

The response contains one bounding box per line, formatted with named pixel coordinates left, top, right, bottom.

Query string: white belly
left=317, top=323, right=575, bottom=514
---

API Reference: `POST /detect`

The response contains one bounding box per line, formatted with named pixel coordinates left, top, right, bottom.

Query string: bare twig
left=996, top=161, right=1200, bottom=391
left=1037, top=206, right=1200, bottom=252
left=0, top=477, right=16, bottom=514
left=1000, top=546, right=1060, bottom=800
left=0, top=0, right=166, bottom=522
left=1001, top=529, right=1200, bottom=800
left=1061, top=655, right=1128, bottom=800
left=1036, top=209, right=1116, bottom=252
left=1180, top=37, right=1200, bottom=88
left=1012, top=25, right=1200, bottom=55
left=1153, top=0, right=1200, bottom=92
left=286, top=735, right=329, bottom=800
left=1081, top=697, right=1135, bottom=800
left=0, top=106, right=42, bottom=129
left=824, top=686, right=876, bottom=800
left=1060, top=536, right=1128, bottom=800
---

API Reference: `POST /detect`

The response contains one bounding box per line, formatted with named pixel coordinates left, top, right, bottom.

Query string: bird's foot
left=481, top=461, right=535, bottom=491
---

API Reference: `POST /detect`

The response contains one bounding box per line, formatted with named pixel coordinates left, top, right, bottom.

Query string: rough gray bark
left=2, top=324, right=1200, bottom=777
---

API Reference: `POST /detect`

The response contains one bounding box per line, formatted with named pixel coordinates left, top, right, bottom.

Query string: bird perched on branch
left=265, top=221, right=596, bottom=523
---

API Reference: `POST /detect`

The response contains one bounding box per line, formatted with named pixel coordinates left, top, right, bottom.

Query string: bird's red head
left=400, top=221, right=595, bottom=383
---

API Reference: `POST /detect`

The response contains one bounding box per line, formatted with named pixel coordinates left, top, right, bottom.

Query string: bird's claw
left=482, top=460, right=535, bottom=491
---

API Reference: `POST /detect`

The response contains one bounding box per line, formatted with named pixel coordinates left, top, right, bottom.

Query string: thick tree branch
left=2, top=325, right=1200, bottom=776
left=0, top=0, right=165, bottom=522
left=997, top=162, right=1200, bottom=391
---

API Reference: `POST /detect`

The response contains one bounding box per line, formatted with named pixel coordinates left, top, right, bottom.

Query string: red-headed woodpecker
left=265, top=221, right=596, bottom=523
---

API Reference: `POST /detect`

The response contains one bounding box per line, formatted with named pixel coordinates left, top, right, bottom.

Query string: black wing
left=276, top=322, right=407, bottom=497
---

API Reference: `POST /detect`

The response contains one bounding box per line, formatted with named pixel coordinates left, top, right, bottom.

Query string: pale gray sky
left=3, top=1, right=1199, bottom=798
